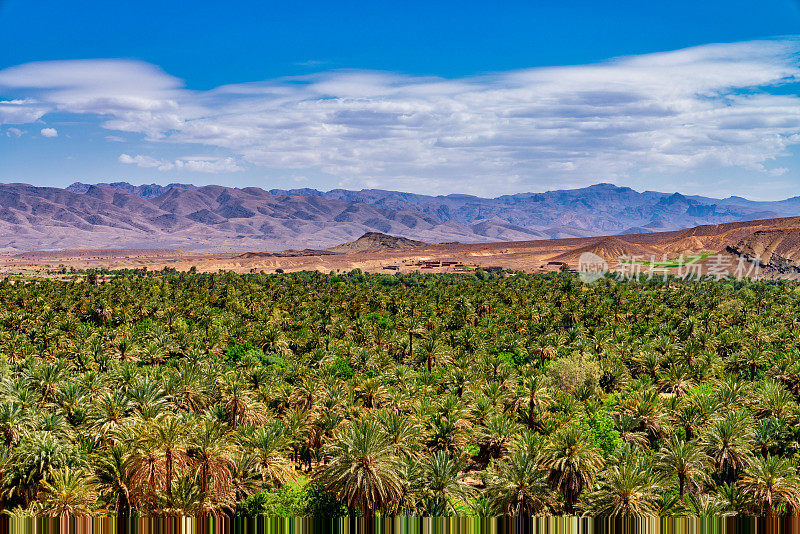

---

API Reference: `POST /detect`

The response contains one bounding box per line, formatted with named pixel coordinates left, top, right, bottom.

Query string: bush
left=365, top=312, right=392, bottom=329
left=224, top=342, right=255, bottom=363
left=330, top=357, right=354, bottom=380
left=547, top=354, right=600, bottom=396
left=304, top=482, right=348, bottom=519
left=573, top=411, right=622, bottom=457
left=237, top=490, right=273, bottom=517
left=225, top=343, right=285, bottom=368
left=238, top=484, right=305, bottom=517
left=237, top=481, right=345, bottom=518
left=497, top=350, right=530, bottom=368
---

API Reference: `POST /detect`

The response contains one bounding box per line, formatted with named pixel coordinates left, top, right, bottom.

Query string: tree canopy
left=0, top=269, right=795, bottom=518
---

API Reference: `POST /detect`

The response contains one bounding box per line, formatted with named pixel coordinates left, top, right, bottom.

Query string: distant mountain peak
left=67, top=181, right=197, bottom=199
left=659, top=192, right=691, bottom=205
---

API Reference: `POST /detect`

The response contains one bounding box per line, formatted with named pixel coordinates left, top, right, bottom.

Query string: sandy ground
left=4, top=216, right=800, bottom=277
left=0, top=239, right=590, bottom=275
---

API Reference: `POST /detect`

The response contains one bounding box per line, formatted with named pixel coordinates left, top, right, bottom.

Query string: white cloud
left=119, top=153, right=243, bottom=173
left=0, top=99, right=47, bottom=125
left=171, top=157, right=242, bottom=173
left=2, top=40, right=800, bottom=193
left=4, top=127, right=24, bottom=137
left=118, top=153, right=161, bottom=167
left=40, top=127, right=58, bottom=137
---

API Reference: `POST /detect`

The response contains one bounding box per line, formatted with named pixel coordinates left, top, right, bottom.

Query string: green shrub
left=225, top=343, right=285, bottom=368
left=330, top=357, right=354, bottom=380
left=365, top=312, right=392, bottom=329
left=224, top=342, right=255, bottom=363
left=304, top=482, right=348, bottom=519
left=573, top=411, right=622, bottom=457
left=237, top=481, right=345, bottom=518
left=237, top=484, right=305, bottom=517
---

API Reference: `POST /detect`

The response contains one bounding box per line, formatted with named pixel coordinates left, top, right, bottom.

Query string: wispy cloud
left=294, top=59, right=328, bottom=67
left=119, top=153, right=243, bottom=173
left=4, top=127, right=24, bottom=137
left=0, top=99, right=48, bottom=124
left=40, top=127, right=57, bottom=137
left=2, top=40, right=800, bottom=192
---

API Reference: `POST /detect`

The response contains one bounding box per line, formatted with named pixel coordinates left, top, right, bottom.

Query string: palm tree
left=658, top=365, right=695, bottom=397
left=187, top=419, right=238, bottom=511
left=86, top=391, right=131, bottom=442
left=376, top=411, right=421, bottom=458
left=168, top=475, right=203, bottom=516
left=221, top=375, right=265, bottom=429
left=753, top=418, right=787, bottom=458
left=618, top=387, right=664, bottom=442
left=418, top=450, right=473, bottom=514
left=738, top=455, right=800, bottom=517
left=477, top=414, right=521, bottom=462
left=612, top=413, right=649, bottom=448
left=93, top=444, right=133, bottom=515
left=674, top=397, right=712, bottom=441
left=4, top=431, right=83, bottom=508
left=518, top=374, right=550, bottom=430
left=229, top=453, right=262, bottom=502
left=426, top=413, right=466, bottom=454
left=682, top=493, right=729, bottom=518
left=0, top=445, right=12, bottom=512
left=755, top=380, right=795, bottom=419
left=404, top=314, right=425, bottom=361
left=317, top=420, right=404, bottom=516
left=543, top=426, right=603, bottom=515
left=701, top=411, right=753, bottom=481
left=656, top=437, right=708, bottom=497
left=38, top=467, right=98, bottom=518
left=145, top=415, right=189, bottom=507
left=239, top=421, right=295, bottom=486
left=356, top=378, right=387, bottom=409
left=128, top=433, right=163, bottom=511
left=486, top=448, right=553, bottom=516
left=418, top=329, right=445, bottom=373
left=715, top=482, right=749, bottom=516
left=586, top=453, right=662, bottom=517
left=0, top=402, right=23, bottom=446
left=168, top=361, right=210, bottom=413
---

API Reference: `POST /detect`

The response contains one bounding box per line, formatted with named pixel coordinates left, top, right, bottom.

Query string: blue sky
left=2, top=0, right=800, bottom=198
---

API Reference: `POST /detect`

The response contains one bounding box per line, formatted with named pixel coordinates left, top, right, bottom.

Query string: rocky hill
left=328, top=232, right=428, bottom=253
left=726, top=225, right=800, bottom=274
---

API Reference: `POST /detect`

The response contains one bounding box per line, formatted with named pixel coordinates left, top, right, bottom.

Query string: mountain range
left=0, top=181, right=796, bottom=252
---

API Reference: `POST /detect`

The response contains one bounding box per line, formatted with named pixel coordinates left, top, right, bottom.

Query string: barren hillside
left=5, top=216, right=800, bottom=278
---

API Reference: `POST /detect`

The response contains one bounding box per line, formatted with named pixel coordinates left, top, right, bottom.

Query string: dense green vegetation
left=0, top=269, right=798, bottom=518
